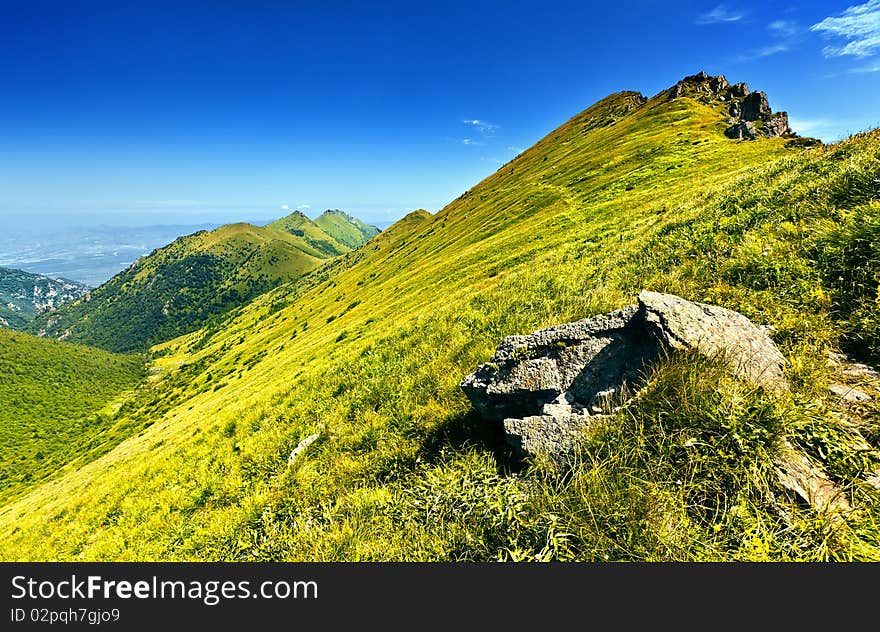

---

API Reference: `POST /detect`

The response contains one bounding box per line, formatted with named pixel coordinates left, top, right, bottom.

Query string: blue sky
left=1, top=0, right=878, bottom=226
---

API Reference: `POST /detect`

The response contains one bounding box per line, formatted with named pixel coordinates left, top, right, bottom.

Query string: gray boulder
left=639, top=291, right=787, bottom=393
left=764, top=112, right=792, bottom=137
left=729, top=82, right=749, bottom=98
left=725, top=121, right=758, bottom=140
left=461, top=291, right=788, bottom=459
left=740, top=91, right=772, bottom=121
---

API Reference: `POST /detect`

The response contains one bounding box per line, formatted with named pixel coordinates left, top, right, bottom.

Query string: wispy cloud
left=296, top=204, right=310, bottom=210
left=788, top=117, right=866, bottom=142
left=851, top=63, right=880, bottom=72
left=768, top=19, right=798, bottom=37
left=696, top=5, right=745, bottom=25
left=737, top=43, right=790, bottom=62
left=811, top=0, right=880, bottom=58
left=462, top=138, right=486, bottom=146
left=754, top=43, right=790, bottom=57
left=788, top=118, right=833, bottom=136
left=462, top=119, right=498, bottom=134
left=280, top=204, right=290, bottom=211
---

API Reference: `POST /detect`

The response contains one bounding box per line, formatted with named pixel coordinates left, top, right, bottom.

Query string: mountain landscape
left=0, top=266, right=90, bottom=329
left=1, top=72, right=878, bottom=561
left=25, top=213, right=379, bottom=353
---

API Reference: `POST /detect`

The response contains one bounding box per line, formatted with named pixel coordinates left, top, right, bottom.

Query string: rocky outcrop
left=740, top=91, right=771, bottom=121
left=461, top=291, right=788, bottom=459
left=666, top=71, right=794, bottom=141
left=724, top=121, right=759, bottom=141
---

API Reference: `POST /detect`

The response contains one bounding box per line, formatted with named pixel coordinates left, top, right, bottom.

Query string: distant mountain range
left=0, top=267, right=90, bottom=329
left=25, top=209, right=380, bottom=352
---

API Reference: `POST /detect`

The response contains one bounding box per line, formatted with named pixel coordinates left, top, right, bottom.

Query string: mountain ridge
left=25, top=211, right=378, bottom=352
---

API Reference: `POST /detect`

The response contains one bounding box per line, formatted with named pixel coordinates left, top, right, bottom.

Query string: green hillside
left=2, top=74, right=879, bottom=561
left=314, top=209, right=381, bottom=249
left=0, top=267, right=90, bottom=329
left=267, top=211, right=351, bottom=257
left=25, top=223, right=332, bottom=353
left=0, top=329, right=144, bottom=503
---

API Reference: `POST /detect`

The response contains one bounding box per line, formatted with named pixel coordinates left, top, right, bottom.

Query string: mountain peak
left=667, top=71, right=796, bottom=142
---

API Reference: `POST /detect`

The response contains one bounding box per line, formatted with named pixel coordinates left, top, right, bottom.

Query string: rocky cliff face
left=668, top=71, right=794, bottom=141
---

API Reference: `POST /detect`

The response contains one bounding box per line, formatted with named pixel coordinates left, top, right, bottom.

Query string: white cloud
left=696, top=5, right=745, bottom=25
left=737, top=43, right=790, bottom=62
left=851, top=63, right=880, bottom=72
left=280, top=204, right=290, bottom=211
left=811, top=0, right=880, bottom=58
left=296, top=204, right=310, bottom=210
left=462, top=119, right=498, bottom=134
left=768, top=20, right=797, bottom=37
left=462, top=138, right=485, bottom=146
left=754, top=43, right=790, bottom=57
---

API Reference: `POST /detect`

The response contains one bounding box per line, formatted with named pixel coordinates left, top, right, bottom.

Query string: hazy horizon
left=0, top=209, right=396, bottom=286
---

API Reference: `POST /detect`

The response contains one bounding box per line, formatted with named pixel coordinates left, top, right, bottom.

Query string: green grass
left=1, top=83, right=878, bottom=560
left=0, top=329, right=145, bottom=503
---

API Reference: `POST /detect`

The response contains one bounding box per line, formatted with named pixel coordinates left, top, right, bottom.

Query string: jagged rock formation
left=461, top=291, right=788, bottom=459
left=669, top=71, right=794, bottom=141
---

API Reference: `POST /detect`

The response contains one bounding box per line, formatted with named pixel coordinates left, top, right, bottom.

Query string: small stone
left=828, top=384, right=872, bottom=403
left=775, top=440, right=851, bottom=517
left=288, top=433, right=321, bottom=464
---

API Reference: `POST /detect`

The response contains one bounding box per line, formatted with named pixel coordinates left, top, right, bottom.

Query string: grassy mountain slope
left=267, top=211, right=351, bottom=257
left=0, top=267, right=90, bottom=329
left=314, top=209, right=381, bottom=249
left=0, top=329, right=144, bottom=503
left=2, top=76, right=879, bottom=561
left=25, top=223, right=331, bottom=353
